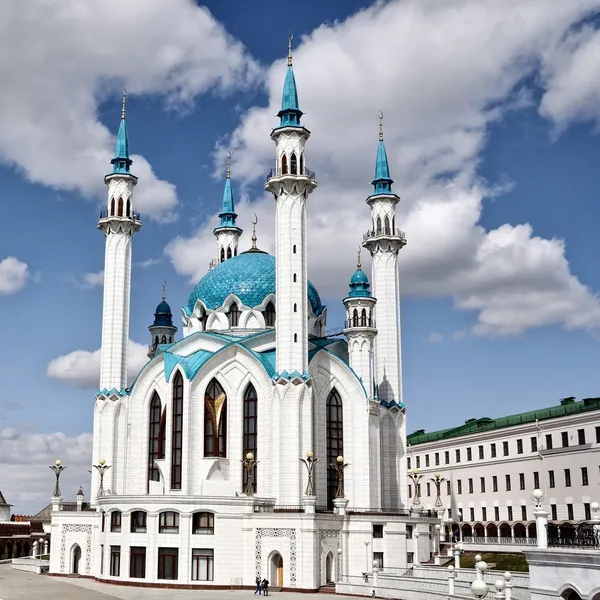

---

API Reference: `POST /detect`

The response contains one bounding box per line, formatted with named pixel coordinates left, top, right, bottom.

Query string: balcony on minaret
left=363, top=227, right=407, bottom=245
left=266, top=165, right=316, bottom=182
left=99, top=208, right=141, bottom=222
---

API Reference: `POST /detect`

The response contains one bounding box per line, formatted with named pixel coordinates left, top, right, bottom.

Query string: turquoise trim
left=380, top=399, right=406, bottom=410
left=163, top=349, right=213, bottom=383
left=111, top=117, right=132, bottom=175
left=278, top=66, right=303, bottom=126
left=218, top=177, right=238, bottom=227
left=95, top=387, right=128, bottom=398
left=347, top=267, right=371, bottom=298
left=371, top=140, right=393, bottom=194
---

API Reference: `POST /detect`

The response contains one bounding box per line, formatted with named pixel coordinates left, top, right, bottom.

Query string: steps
left=318, top=583, right=336, bottom=593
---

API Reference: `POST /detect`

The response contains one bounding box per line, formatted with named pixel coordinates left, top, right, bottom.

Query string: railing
left=463, top=536, right=536, bottom=546
left=547, top=523, right=600, bottom=548
left=344, top=318, right=376, bottom=329
left=99, top=210, right=141, bottom=220
left=266, top=167, right=316, bottom=181
left=347, top=507, right=432, bottom=517
left=363, top=228, right=406, bottom=242
left=273, top=505, right=305, bottom=513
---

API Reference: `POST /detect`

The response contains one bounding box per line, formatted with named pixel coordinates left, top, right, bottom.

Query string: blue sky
left=2, top=0, right=600, bottom=513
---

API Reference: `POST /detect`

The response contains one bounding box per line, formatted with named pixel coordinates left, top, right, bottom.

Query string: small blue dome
left=187, top=250, right=324, bottom=316
left=153, top=300, right=173, bottom=327
left=347, top=267, right=371, bottom=298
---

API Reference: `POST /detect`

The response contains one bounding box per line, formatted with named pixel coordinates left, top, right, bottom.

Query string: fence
left=463, top=536, right=537, bottom=546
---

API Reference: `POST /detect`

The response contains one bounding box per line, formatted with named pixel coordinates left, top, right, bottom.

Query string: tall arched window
left=202, top=312, right=209, bottom=331
left=281, top=154, right=288, bottom=175
left=293, top=273, right=297, bottom=283
left=158, top=408, right=166, bottom=459
left=299, top=154, right=304, bottom=175
left=126, top=199, right=131, bottom=217
left=326, top=389, right=344, bottom=509
left=227, top=247, right=232, bottom=259
left=171, top=372, right=184, bottom=490
left=264, top=302, right=276, bottom=327
left=361, top=308, right=367, bottom=327
left=148, top=393, right=162, bottom=484
left=110, top=198, right=115, bottom=216
left=294, top=333, right=298, bottom=342
left=293, top=303, right=297, bottom=313
left=243, top=384, right=257, bottom=491
left=291, top=153, right=298, bottom=175
left=161, top=335, right=167, bottom=344
left=352, top=309, right=359, bottom=327
left=118, top=197, right=124, bottom=217
left=227, top=303, right=239, bottom=327
left=376, top=216, right=382, bottom=234
left=384, top=216, right=391, bottom=235
left=204, top=379, right=227, bottom=457
left=220, top=248, right=225, bottom=263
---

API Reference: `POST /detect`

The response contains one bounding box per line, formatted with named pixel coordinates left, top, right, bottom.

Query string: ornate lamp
left=241, top=452, right=259, bottom=496
left=93, top=459, right=111, bottom=497
left=408, top=468, right=423, bottom=506
left=430, top=472, right=446, bottom=508
left=300, top=451, right=320, bottom=496
left=49, top=459, right=66, bottom=498
left=332, top=455, right=349, bottom=499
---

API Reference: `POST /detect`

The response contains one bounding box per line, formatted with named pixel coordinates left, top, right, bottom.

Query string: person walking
left=262, top=578, right=269, bottom=596
left=255, top=575, right=262, bottom=595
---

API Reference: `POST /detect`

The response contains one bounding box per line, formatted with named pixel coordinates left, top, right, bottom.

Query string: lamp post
left=49, top=460, right=66, bottom=498
left=447, top=517, right=456, bottom=552
left=470, top=555, right=489, bottom=599
left=531, top=488, right=548, bottom=549
left=93, top=459, right=111, bottom=497
left=408, top=468, right=423, bottom=508
left=332, top=455, right=349, bottom=499
left=435, top=524, right=441, bottom=557
left=300, top=451, right=320, bottom=496
left=241, top=452, right=259, bottom=496
left=430, top=473, right=446, bottom=508
left=336, top=547, right=343, bottom=582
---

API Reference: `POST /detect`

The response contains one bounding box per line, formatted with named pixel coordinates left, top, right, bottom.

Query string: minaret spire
left=213, top=152, right=242, bottom=265
left=112, top=89, right=132, bottom=175
left=288, top=32, right=293, bottom=66
left=121, top=88, right=127, bottom=120
left=278, top=34, right=303, bottom=127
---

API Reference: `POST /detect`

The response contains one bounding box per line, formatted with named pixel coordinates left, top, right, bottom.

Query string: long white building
left=48, top=42, right=438, bottom=589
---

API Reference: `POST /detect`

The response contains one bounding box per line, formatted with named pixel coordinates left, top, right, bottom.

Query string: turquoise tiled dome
left=187, top=250, right=324, bottom=315
left=347, top=267, right=371, bottom=298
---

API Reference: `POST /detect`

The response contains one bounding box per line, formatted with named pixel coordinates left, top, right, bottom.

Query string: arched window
left=281, top=154, right=288, bottom=175
left=126, top=199, right=131, bottom=217
left=220, top=248, right=225, bottom=263
left=352, top=309, right=359, bottom=327
left=291, top=153, right=297, bottom=175
left=300, top=154, right=304, bottom=175
left=384, top=216, right=391, bottom=235
left=130, top=511, right=147, bottom=533
left=205, top=379, right=227, bottom=457
left=192, top=512, right=214, bottom=534
left=376, top=216, right=382, bottom=234
left=293, top=273, right=297, bottom=283
left=202, top=313, right=209, bottom=331
left=158, top=408, right=166, bottom=459
left=148, top=393, right=162, bottom=483
left=110, top=511, right=122, bottom=532
left=293, top=244, right=296, bottom=254
left=294, top=333, right=298, bottom=342
left=264, top=302, right=276, bottom=327
left=392, top=217, right=395, bottom=233
left=171, top=372, right=184, bottom=490
left=234, top=247, right=238, bottom=256
left=227, top=247, right=232, bottom=259
left=161, top=335, right=167, bottom=344
left=118, top=197, right=124, bottom=217
left=227, top=303, right=239, bottom=327
left=293, top=303, right=297, bottom=313
left=154, top=335, right=159, bottom=346
left=110, top=198, right=115, bottom=216
left=361, top=309, right=367, bottom=327
left=243, top=384, right=257, bottom=492
left=326, top=389, right=344, bottom=509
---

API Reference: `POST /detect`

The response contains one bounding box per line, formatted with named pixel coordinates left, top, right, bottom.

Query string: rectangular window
left=426, top=482, right=431, bottom=497
left=567, top=504, right=574, bottom=521
left=457, top=480, right=462, bottom=495
left=531, top=436, right=538, bottom=453
left=507, top=506, right=513, bottom=521
left=407, top=457, right=411, bottom=470
left=407, top=552, right=414, bottom=564
left=455, top=449, right=461, bottom=463
left=110, top=511, right=121, bottom=533
left=517, top=439, right=523, bottom=454
left=585, top=503, right=591, bottom=521
left=503, top=441, right=509, bottom=456
left=130, top=511, right=147, bottom=533
left=546, top=434, right=553, bottom=450
left=446, top=480, right=451, bottom=495
left=171, top=374, right=184, bottom=489
left=406, top=525, right=413, bottom=539
left=505, top=474, right=511, bottom=492
left=100, top=545, right=104, bottom=575
left=494, top=506, right=500, bottom=521
left=425, top=454, right=430, bottom=467
left=373, top=552, right=384, bottom=570
left=478, top=445, right=484, bottom=460
left=470, top=507, right=475, bottom=522
left=549, top=470, right=555, bottom=488
left=490, top=443, right=497, bottom=458
left=468, top=478, right=473, bottom=494
left=130, top=546, right=146, bottom=579
left=521, top=505, right=527, bottom=521
left=565, top=468, right=571, bottom=487
left=445, top=451, right=450, bottom=465
left=480, top=477, right=486, bottom=493
left=110, top=546, right=121, bottom=577
left=408, top=484, right=412, bottom=498
left=191, top=549, right=214, bottom=581
left=159, top=511, right=180, bottom=534
left=551, top=504, right=557, bottom=521
left=482, top=507, right=487, bottom=521
left=533, top=472, right=540, bottom=490
left=562, top=431, right=569, bottom=448
left=578, top=429, right=586, bottom=445
left=373, top=525, right=384, bottom=539
left=158, top=548, right=179, bottom=580
left=416, top=456, right=420, bottom=468
left=448, top=509, right=452, bottom=519
left=192, top=512, right=214, bottom=535
left=582, top=467, right=589, bottom=486
left=596, top=426, right=600, bottom=444
left=435, top=452, right=440, bottom=466
left=467, top=447, right=472, bottom=461
left=519, top=473, right=525, bottom=490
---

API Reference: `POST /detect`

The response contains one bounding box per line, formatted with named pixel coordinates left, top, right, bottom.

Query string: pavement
left=0, top=565, right=326, bottom=600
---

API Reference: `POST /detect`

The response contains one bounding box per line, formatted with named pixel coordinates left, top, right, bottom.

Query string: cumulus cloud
left=47, top=340, right=149, bottom=388
left=167, top=0, right=600, bottom=336
left=0, top=256, right=30, bottom=294
left=0, top=0, right=260, bottom=221
left=80, top=270, right=104, bottom=288
left=0, top=429, right=92, bottom=514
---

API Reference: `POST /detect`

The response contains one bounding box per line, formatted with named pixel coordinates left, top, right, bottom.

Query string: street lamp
left=470, top=555, right=489, bottom=598
left=408, top=468, right=423, bottom=507
left=300, top=451, right=320, bottom=496
left=332, top=455, right=349, bottom=499
left=435, top=524, right=441, bottom=555
left=430, top=473, right=446, bottom=508
left=93, top=459, right=111, bottom=497
left=241, top=452, right=259, bottom=496
left=49, top=459, right=66, bottom=498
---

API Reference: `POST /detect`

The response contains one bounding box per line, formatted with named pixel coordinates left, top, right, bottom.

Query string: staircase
left=318, top=583, right=336, bottom=593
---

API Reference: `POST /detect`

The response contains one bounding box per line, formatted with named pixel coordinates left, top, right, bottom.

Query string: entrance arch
left=270, top=552, right=283, bottom=587
left=325, top=551, right=334, bottom=583
left=71, top=544, right=82, bottom=574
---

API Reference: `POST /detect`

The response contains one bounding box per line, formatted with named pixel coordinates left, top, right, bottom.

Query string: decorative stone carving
left=255, top=527, right=297, bottom=587
left=59, top=524, right=92, bottom=574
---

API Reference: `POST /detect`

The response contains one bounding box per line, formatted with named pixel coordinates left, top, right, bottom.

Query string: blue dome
left=347, top=267, right=371, bottom=298
left=187, top=250, right=324, bottom=316
left=350, top=269, right=369, bottom=285
left=153, top=300, right=174, bottom=327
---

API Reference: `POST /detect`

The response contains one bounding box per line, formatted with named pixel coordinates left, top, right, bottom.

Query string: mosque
left=48, top=41, right=438, bottom=589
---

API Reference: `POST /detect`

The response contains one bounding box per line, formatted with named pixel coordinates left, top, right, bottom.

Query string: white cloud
left=135, top=258, right=162, bottom=269
left=0, top=429, right=92, bottom=515
left=168, top=0, right=600, bottom=336
left=81, top=270, right=104, bottom=288
left=46, top=340, right=149, bottom=388
left=0, top=1, right=260, bottom=221
left=0, top=256, right=30, bottom=294
left=428, top=333, right=444, bottom=343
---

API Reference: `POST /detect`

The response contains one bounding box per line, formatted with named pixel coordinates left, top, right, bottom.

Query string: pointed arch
left=110, top=198, right=115, bottom=216
left=291, top=152, right=298, bottom=175
left=384, top=216, right=391, bottom=235
left=171, top=371, right=184, bottom=489
left=227, top=303, right=240, bottom=327
left=126, top=199, right=131, bottom=217
left=161, top=335, right=167, bottom=344
left=243, top=383, right=258, bottom=491
left=361, top=308, right=367, bottom=327
left=293, top=303, right=297, bottom=313
left=204, top=379, right=227, bottom=457
left=299, top=154, right=304, bottom=175
left=376, top=216, right=382, bottom=234
left=148, top=392, right=162, bottom=484
left=118, top=197, right=124, bottom=217
left=326, top=388, right=343, bottom=509
left=264, top=301, right=276, bottom=327
left=281, top=154, right=288, bottom=175
left=227, top=247, right=232, bottom=259
left=220, top=248, right=225, bottom=263
left=352, top=309, right=359, bottom=327
left=158, top=407, right=166, bottom=460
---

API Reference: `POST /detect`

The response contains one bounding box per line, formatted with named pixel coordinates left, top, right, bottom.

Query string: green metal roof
left=407, top=397, right=600, bottom=445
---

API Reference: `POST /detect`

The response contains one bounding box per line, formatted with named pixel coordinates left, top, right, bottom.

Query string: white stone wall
left=214, top=228, right=241, bottom=264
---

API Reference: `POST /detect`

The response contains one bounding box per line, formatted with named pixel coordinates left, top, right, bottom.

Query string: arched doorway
left=462, top=523, right=473, bottom=538
left=527, top=522, right=537, bottom=538
left=270, top=552, right=283, bottom=587
left=499, top=522, right=511, bottom=538
left=562, top=589, right=582, bottom=600
left=473, top=523, right=484, bottom=537
left=486, top=523, right=498, bottom=538
left=513, top=523, right=526, bottom=538
left=71, top=544, right=82, bottom=574
left=325, top=551, right=334, bottom=583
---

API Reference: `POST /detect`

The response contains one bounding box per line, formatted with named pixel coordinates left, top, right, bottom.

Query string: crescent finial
left=251, top=213, right=258, bottom=249
left=226, top=151, right=231, bottom=178
left=378, top=111, right=384, bottom=141
left=288, top=32, right=294, bottom=66
left=252, top=213, right=258, bottom=225
left=121, top=89, right=128, bottom=119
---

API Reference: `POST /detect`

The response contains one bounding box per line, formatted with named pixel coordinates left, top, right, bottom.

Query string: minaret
left=265, top=35, right=317, bottom=377
left=98, top=91, right=141, bottom=392
left=213, top=153, right=242, bottom=266
left=343, top=249, right=377, bottom=397
left=148, top=283, right=178, bottom=358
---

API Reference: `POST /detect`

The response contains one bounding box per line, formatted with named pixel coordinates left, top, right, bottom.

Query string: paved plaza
left=0, top=565, right=327, bottom=600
